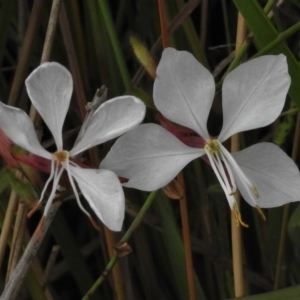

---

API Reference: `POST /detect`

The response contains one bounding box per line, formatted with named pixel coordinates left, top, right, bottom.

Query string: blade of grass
left=50, top=210, right=102, bottom=298
left=178, top=172, right=196, bottom=300
left=97, top=0, right=131, bottom=92
left=7, top=0, right=46, bottom=106
left=174, top=0, right=209, bottom=67
left=274, top=112, right=300, bottom=289
left=132, top=0, right=203, bottom=86
left=233, top=0, right=300, bottom=109
left=25, top=269, right=53, bottom=300
left=154, top=193, right=206, bottom=300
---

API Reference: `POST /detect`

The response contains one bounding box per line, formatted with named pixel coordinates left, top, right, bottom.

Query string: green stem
left=97, top=0, right=131, bottom=91
left=252, top=21, right=300, bottom=58
left=82, top=190, right=159, bottom=300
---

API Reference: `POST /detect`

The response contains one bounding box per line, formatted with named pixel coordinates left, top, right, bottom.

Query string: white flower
left=0, top=62, right=145, bottom=231
left=101, top=48, right=300, bottom=221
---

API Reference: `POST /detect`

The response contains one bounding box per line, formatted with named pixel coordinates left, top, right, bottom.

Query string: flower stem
left=82, top=190, right=159, bottom=300
left=231, top=11, right=246, bottom=298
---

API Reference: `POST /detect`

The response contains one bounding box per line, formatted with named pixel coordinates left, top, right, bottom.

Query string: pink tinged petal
left=70, top=96, right=146, bottom=156
left=219, top=55, right=291, bottom=142
left=0, top=102, right=51, bottom=159
left=159, top=114, right=206, bottom=148
left=69, top=165, right=125, bottom=231
left=101, top=124, right=204, bottom=191
left=232, top=143, right=300, bottom=208
left=153, top=47, right=215, bottom=140
left=25, top=62, right=73, bottom=150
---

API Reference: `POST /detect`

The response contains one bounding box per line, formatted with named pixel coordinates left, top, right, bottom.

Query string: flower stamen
left=252, top=185, right=259, bottom=198
left=255, top=205, right=266, bottom=221
left=232, top=202, right=249, bottom=228
left=205, top=139, right=237, bottom=205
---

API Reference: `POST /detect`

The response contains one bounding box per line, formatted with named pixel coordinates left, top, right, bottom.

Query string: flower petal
left=153, top=48, right=215, bottom=140
left=101, top=124, right=204, bottom=191
left=0, top=102, right=51, bottom=159
left=232, top=143, right=300, bottom=208
left=70, top=96, right=145, bottom=156
left=219, top=55, right=291, bottom=142
left=25, top=62, right=73, bottom=150
left=69, top=165, right=125, bottom=231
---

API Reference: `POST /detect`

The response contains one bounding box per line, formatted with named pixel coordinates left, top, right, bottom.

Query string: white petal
left=0, top=102, right=51, bottom=159
left=219, top=55, right=291, bottom=142
left=25, top=62, right=73, bottom=150
left=69, top=165, right=125, bottom=231
left=70, top=96, right=145, bottom=156
left=101, top=124, right=204, bottom=191
left=153, top=48, right=215, bottom=140
left=232, top=143, right=300, bottom=208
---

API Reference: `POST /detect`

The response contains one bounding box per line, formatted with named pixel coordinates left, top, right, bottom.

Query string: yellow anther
left=229, top=190, right=237, bottom=196
left=232, top=202, right=249, bottom=228
left=53, top=150, right=69, bottom=164
left=252, top=185, right=259, bottom=198
left=255, top=205, right=266, bottom=221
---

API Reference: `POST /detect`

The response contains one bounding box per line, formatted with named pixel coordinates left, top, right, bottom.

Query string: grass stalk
left=0, top=204, right=60, bottom=300
left=178, top=172, right=196, bottom=300
left=158, top=0, right=169, bottom=48
left=0, top=190, right=19, bottom=269
left=230, top=11, right=247, bottom=298
left=7, top=0, right=46, bottom=106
